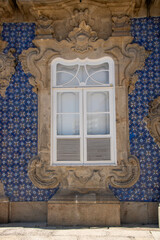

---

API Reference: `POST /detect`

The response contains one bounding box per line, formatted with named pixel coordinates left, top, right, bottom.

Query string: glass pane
left=87, top=138, right=111, bottom=161
left=57, top=139, right=80, bottom=161
left=57, top=92, right=79, bottom=113
left=57, top=114, right=79, bottom=135
left=87, top=113, right=110, bottom=135
left=57, top=64, right=79, bottom=86
left=86, top=63, right=109, bottom=85
left=87, top=92, right=109, bottom=112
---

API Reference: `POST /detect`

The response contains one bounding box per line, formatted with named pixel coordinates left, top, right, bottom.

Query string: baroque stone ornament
left=68, top=20, right=97, bottom=53
left=19, top=10, right=149, bottom=194
left=0, top=40, right=16, bottom=97
left=28, top=155, right=60, bottom=189
left=144, top=96, right=160, bottom=147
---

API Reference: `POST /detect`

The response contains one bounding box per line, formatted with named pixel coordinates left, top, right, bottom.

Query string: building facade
left=0, top=0, right=159, bottom=225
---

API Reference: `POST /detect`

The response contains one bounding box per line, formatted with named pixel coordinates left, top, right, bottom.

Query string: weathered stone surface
left=0, top=202, right=9, bottom=224
left=10, top=202, right=47, bottom=222
left=134, top=0, right=160, bottom=17
left=0, top=0, right=15, bottom=20
left=120, top=202, right=159, bottom=224
left=48, top=202, right=120, bottom=226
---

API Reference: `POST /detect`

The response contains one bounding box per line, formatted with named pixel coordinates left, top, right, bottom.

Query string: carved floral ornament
left=145, top=96, right=160, bottom=147
left=19, top=15, right=149, bottom=194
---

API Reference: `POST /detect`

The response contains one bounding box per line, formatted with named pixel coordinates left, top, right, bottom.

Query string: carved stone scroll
left=108, top=156, right=140, bottom=188
left=144, top=96, right=160, bottom=147
left=0, top=40, right=16, bottom=97
left=28, top=155, right=60, bottom=189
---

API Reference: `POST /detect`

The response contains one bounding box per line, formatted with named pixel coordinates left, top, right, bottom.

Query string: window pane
left=86, top=63, right=109, bottom=85
left=87, top=138, right=111, bottom=161
left=57, top=114, right=79, bottom=135
left=57, top=139, right=80, bottom=161
left=57, top=92, right=79, bottom=113
left=87, top=92, right=109, bottom=112
left=87, top=113, right=110, bottom=135
left=57, top=64, right=79, bottom=86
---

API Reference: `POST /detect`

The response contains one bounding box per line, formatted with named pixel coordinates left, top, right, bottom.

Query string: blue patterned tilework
left=0, top=18, right=159, bottom=202
left=110, top=17, right=160, bottom=201
left=0, top=23, right=57, bottom=201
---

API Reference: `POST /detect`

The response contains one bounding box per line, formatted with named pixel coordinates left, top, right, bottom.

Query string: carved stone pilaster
left=112, top=15, right=131, bottom=37
left=0, top=20, right=16, bottom=98
left=35, top=15, right=55, bottom=39
left=0, top=181, right=8, bottom=201
left=0, top=44, right=16, bottom=97
left=144, top=96, right=160, bottom=147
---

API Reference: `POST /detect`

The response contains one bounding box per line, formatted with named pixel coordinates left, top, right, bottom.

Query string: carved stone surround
left=145, top=96, right=160, bottom=148
left=18, top=5, right=150, bottom=195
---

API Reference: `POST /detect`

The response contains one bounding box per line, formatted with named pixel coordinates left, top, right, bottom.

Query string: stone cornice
left=0, top=0, right=159, bottom=24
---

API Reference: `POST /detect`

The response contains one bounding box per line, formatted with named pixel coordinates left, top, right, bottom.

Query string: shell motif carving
left=68, top=20, right=98, bottom=53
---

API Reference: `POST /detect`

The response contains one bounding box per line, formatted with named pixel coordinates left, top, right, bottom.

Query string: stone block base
left=48, top=202, right=120, bottom=226
left=48, top=191, right=120, bottom=226
left=0, top=200, right=9, bottom=224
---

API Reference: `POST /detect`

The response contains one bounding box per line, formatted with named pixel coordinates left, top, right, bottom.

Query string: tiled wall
left=0, top=18, right=159, bottom=202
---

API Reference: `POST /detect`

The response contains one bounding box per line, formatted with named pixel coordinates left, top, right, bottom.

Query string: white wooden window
left=51, top=58, right=116, bottom=165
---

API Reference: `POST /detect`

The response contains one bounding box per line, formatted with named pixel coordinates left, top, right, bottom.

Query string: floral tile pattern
left=0, top=23, right=57, bottom=201
left=0, top=18, right=159, bottom=202
left=111, top=17, right=160, bottom=201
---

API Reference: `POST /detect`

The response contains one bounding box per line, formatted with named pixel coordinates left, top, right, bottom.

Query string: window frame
left=51, top=57, right=117, bottom=166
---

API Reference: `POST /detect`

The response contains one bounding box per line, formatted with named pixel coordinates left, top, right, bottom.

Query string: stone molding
left=0, top=39, right=16, bottom=97
left=19, top=17, right=149, bottom=193
left=144, top=96, right=160, bottom=147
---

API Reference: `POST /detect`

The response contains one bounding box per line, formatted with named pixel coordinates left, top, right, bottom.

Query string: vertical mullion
left=83, top=89, right=87, bottom=164
left=53, top=90, right=57, bottom=164
left=109, top=88, right=114, bottom=163
left=79, top=89, right=83, bottom=164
